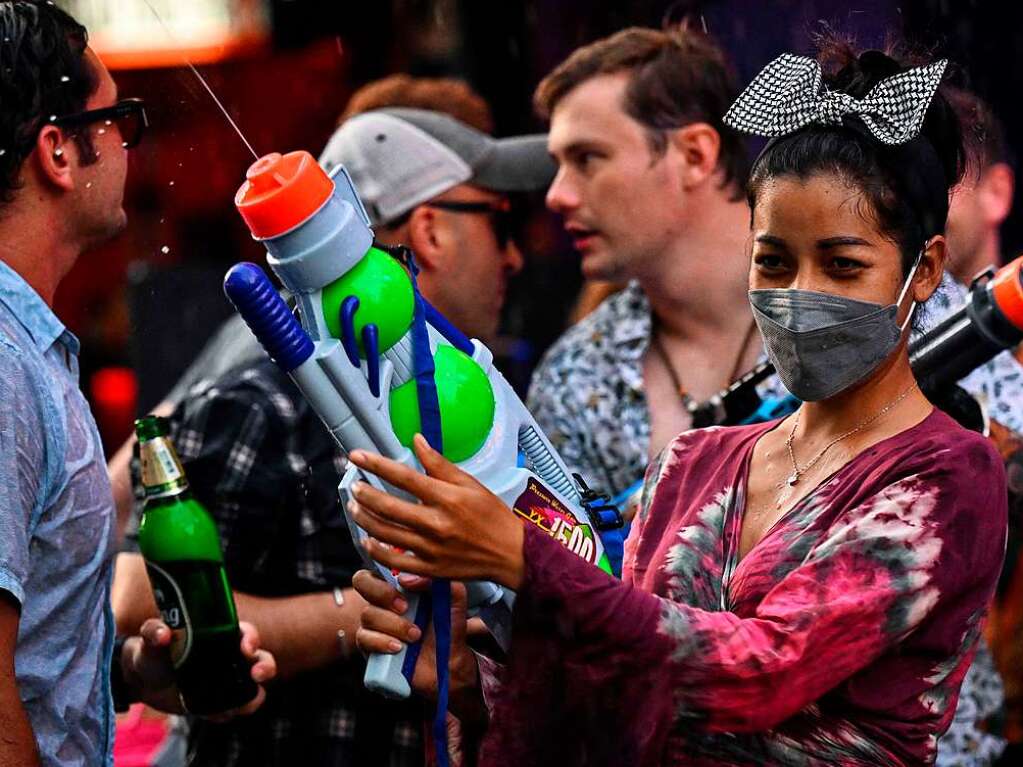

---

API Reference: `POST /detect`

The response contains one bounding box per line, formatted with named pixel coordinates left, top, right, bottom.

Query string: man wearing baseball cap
left=109, top=80, right=553, bottom=766
left=320, top=107, right=553, bottom=341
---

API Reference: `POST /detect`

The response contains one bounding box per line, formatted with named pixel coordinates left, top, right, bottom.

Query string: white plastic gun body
left=224, top=151, right=616, bottom=698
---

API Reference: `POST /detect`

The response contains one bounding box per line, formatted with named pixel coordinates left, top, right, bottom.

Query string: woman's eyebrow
left=817, top=236, right=873, bottom=249
left=754, top=234, right=787, bottom=247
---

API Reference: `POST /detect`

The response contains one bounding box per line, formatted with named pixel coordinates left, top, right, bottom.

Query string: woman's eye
left=830, top=257, right=864, bottom=272
left=753, top=253, right=785, bottom=271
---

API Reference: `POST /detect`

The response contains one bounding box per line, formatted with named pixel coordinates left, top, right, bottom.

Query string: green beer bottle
left=135, top=415, right=257, bottom=715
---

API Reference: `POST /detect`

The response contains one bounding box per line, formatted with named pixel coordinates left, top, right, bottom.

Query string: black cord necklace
left=649, top=318, right=759, bottom=411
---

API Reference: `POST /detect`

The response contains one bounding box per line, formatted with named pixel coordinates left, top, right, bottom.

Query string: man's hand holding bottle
left=118, top=619, right=276, bottom=718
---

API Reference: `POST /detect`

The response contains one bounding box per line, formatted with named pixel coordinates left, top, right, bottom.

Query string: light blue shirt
left=0, top=260, right=116, bottom=767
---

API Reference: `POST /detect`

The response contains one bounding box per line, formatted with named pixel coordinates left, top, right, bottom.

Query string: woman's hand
left=122, top=619, right=276, bottom=718
left=353, top=571, right=488, bottom=726
left=347, top=434, right=526, bottom=590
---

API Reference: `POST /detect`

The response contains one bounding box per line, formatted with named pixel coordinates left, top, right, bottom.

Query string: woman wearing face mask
left=345, top=43, right=1008, bottom=766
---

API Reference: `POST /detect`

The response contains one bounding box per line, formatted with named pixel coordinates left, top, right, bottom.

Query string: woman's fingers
left=352, top=569, right=409, bottom=612
left=412, top=433, right=479, bottom=488
left=363, top=537, right=439, bottom=577
left=348, top=499, right=429, bottom=554
left=360, top=603, right=422, bottom=644
left=349, top=449, right=448, bottom=506
left=397, top=573, right=431, bottom=590
left=356, top=626, right=406, bottom=655
left=350, top=480, right=431, bottom=527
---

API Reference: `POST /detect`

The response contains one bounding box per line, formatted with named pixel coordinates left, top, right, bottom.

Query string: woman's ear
left=912, top=235, right=947, bottom=303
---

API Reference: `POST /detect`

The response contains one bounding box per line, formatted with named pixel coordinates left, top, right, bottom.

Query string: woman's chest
left=636, top=484, right=834, bottom=614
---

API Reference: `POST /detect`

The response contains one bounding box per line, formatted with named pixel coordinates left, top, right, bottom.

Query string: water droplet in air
left=161, top=246, right=170, bottom=254
left=85, top=182, right=92, bottom=189
left=49, top=115, right=57, bottom=122
left=97, top=128, right=106, bottom=135
left=0, top=150, right=5, bottom=157
left=60, top=75, right=70, bottom=83
left=169, top=181, right=175, bottom=187
left=104, top=120, right=112, bottom=126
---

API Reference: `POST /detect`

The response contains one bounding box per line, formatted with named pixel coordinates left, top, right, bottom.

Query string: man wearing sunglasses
left=0, top=4, right=271, bottom=766
left=319, top=106, right=552, bottom=342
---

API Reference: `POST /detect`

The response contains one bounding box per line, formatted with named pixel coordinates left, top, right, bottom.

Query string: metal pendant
left=786, top=473, right=799, bottom=486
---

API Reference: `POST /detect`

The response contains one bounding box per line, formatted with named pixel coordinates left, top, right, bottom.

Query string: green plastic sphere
left=322, top=247, right=414, bottom=356
left=389, top=345, right=496, bottom=463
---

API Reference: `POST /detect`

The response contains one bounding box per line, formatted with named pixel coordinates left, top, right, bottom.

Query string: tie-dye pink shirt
left=480, top=409, right=1006, bottom=766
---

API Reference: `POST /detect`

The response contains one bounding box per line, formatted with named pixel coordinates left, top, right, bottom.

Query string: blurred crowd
left=3, top=1, right=1023, bottom=766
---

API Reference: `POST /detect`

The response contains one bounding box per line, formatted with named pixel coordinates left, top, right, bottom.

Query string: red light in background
left=90, top=367, right=139, bottom=451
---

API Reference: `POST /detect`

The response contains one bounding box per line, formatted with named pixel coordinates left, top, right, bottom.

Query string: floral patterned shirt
left=480, top=409, right=1007, bottom=766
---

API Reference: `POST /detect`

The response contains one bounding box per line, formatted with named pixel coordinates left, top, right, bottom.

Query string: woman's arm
left=348, top=434, right=1007, bottom=733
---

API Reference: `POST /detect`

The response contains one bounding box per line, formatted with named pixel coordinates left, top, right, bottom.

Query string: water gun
left=221, top=151, right=622, bottom=706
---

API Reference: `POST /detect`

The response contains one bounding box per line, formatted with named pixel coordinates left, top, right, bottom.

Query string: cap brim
left=471, top=134, right=555, bottom=192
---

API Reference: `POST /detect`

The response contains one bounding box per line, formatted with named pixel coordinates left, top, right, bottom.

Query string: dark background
left=67, top=0, right=1023, bottom=452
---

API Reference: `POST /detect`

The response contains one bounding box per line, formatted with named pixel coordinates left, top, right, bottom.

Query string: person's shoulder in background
left=529, top=281, right=649, bottom=398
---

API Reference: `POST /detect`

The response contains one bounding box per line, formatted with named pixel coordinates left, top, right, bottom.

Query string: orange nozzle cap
left=991, top=255, right=1023, bottom=331
left=235, top=150, right=333, bottom=239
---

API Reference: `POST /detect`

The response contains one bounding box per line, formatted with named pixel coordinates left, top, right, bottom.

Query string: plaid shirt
left=129, top=357, right=426, bottom=766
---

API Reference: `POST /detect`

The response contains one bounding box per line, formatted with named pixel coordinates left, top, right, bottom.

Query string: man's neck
left=636, top=194, right=752, bottom=342
left=952, top=233, right=1001, bottom=286
left=0, top=204, right=79, bottom=307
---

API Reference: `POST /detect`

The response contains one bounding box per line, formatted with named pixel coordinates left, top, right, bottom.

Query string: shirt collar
left=608, top=281, right=653, bottom=354
left=0, top=260, right=73, bottom=354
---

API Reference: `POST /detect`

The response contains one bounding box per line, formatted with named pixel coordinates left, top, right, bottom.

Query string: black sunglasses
left=51, top=98, right=149, bottom=149
left=423, top=199, right=515, bottom=249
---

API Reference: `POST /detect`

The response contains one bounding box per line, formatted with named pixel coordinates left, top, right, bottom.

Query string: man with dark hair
left=0, top=4, right=271, bottom=765
left=528, top=25, right=777, bottom=504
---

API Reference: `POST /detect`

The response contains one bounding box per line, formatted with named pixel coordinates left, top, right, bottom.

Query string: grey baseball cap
left=317, top=107, right=555, bottom=226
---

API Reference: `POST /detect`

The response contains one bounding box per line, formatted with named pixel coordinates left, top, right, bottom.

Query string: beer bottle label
left=140, top=437, right=186, bottom=495
left=146, top=562, right=193, bottom=668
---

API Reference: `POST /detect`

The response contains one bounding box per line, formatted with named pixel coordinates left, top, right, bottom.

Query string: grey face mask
left=749, top=258, right=920, bottom=401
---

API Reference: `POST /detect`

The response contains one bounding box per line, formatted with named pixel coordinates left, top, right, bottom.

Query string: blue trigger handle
left=223, top=262, right=313, bottom=373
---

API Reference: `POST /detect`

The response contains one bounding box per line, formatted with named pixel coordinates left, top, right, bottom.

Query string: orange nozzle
left=991, top=255, right=1023, bottom=331
left=235, top=150, right=333, bottom=239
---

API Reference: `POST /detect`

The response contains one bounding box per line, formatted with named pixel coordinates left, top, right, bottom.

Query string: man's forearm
left=111, top=553, right=159, bottom=636
left=0, top=671, right=40, bottom=767
left=235, top=589, right=365, bottom=679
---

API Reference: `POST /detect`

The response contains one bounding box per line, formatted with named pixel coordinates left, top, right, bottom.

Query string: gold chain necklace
left=783, top=383, right=918, bottom=487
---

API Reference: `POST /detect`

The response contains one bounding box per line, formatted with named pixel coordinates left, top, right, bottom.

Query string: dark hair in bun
left=748, top=36, right=966, bottom=276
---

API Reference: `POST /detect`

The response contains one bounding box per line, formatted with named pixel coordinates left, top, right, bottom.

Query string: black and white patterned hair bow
left=724, top=53, right=948, bottom=145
